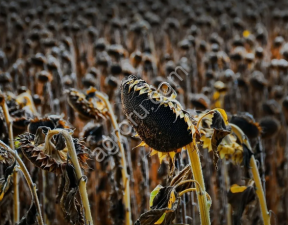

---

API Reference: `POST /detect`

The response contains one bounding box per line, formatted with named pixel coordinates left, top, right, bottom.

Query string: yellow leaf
left=230, top=184, right=247, bottom=193
left=149, top=185, right=163, bottom=207
left=168, top=191, right=176, bottom=208
left=214, top=108, right=229, bottom=125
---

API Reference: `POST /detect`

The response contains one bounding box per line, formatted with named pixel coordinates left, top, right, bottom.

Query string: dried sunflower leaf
left=135, top=198, right=179, bottom=225
left=227, top=184, right=256, bottom=225
left=0, top=161, right=16, bottom=201
left=151, top=186, right=176, bottom=209
left=0, top=147, right=13, bottom=165
left=211, top=110, right=231, bottom=132
left=34, top=126, right=51, bottom=146
left=211, top=110, right=231, bottom=167
left=138, top=185, right=179, bottom=225
left=55, top=133, right=66, bottom=151
left=170, top=165, right=193, bottom=192
left=242, top=144, right=253, bottom=169
left=59, top=163, right=84, bottom=225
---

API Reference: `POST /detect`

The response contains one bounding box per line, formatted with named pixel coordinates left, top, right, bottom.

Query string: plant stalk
left=186, top=142, right=211, bottom=225
left=95, top=91, right=132, bottom=225
left=0, top=98, right=19, bottom=223
left=0, top=141, right=44, bottom=225
left=51, top=129, right=93, bottom=225
left=230, top=124, right=271, bottom=225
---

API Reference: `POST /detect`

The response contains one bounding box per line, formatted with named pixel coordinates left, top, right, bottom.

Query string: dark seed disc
left=121, top=77, right=192, bottom=152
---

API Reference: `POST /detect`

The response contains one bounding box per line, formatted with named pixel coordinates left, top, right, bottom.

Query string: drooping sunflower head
left=17, top=118, right=90, bottom=174
left=230, top=113, right=261, bottom=139
left=66, top=87, right=108, bottom=121
left=121, top=75, right=194, bottom=155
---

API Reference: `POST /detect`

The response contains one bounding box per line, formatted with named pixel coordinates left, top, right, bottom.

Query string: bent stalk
left=186, top=142, right=211, bottom=225
left=0, top=141, right=44, bottom=225
left=47, top=129, right=93, bottom=225
left=179, top=188, right=211, bottom=203
left=230, top=124, right=271, bottom=225
left=95, top=91, right=132, bottom=225
left=0, top=96, right=19, bottom=223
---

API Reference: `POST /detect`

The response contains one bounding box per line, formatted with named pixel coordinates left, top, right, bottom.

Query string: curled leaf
left=170, top=165, right=193, bottom=192
left=211, top=110, right=231, bottom=165
left=228, top=184, right=256, bottom=225
left=135, top=185, right=179, bottom=225
left=0, top=161, right=16, bottom=201
left=58, top=164, right=85, bottom=225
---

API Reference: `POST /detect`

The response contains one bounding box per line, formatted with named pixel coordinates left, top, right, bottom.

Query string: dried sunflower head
left=121, top=75, right=194, bottom=161
left=17, top=126, right=90, bottom=174
left=80, top=122, right=104, bottom=149
left=190, top=93, right=210, bottom=110
left=230, top=113, right=261, bottom=139
left=28, top=116, right=70, bottom=134
left=66, top=87, right=108, bottom=121
left=259, top=117, right=281, bottom=139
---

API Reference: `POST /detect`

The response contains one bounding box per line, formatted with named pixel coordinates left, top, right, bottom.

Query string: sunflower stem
left=230, top=124, right=271, bottom=225
left=0, top=97, right=19, bottom=223
left=95, top=91, right=132, bottom=225
left=0, top=141, right=44, bottom=225
left=186, top=142, right=211, bottom=225
left=57, top=129, right=93, bottom=225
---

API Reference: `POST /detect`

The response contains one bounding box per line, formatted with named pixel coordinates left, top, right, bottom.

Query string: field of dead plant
left=0, top=0, right=288, bottom=225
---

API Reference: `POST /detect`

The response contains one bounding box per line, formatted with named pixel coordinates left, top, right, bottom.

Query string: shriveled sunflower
left=121, top=75, right=195, bottom=162
left=197, top=109, right=231, bottom=166
left=0, top=147, right=14, bottom=165
left=67, top=87, right=108, bottom=121
left=16, top=120, right=90, bottom=174
left=217, top=134, right=253, bottom=167
left=28, top=115, right=70, bottom=134
left=230, top=113, right=261, bottom=139
left=1, top=91, right=38, bottom=136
